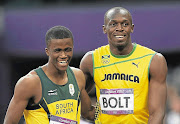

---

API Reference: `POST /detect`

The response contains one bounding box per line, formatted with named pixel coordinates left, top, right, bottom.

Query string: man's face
left=46, top=38, right=73, bottom=72
left=103, top=11, right=134, bottom=48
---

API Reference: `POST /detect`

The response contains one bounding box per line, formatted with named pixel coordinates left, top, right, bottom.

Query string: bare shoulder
left=80, top=51, right=93, bottom=64
left=153, top=53, right=166, bottom=61
left=150, top=53, right=168, bottom=78
left=151, top=53, right=167, bottom=69
left=15, top=70, right=41, bottom=97
left=80, top=51, right=94, bottom=75
left=17, top=70, right=39, bottom=86
left=83, top=51, right=94, bottom=58
left=70, top=67, right=85, bottom=79
left=70, top=67, right=86, bottom=91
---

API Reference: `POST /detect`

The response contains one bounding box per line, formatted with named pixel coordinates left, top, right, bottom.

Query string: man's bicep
left=80, top=87, right=95, bottom=121
left=85, top=73, right=95, bottom=93
left=4, top=95, right=28, bottom=123
left=4, top=78, right=32, bottom=123
left=149, top=53, right=167, bottom=87
left=148, top=53, right=167, bottom=116
left=80, top=51, right=94, bottom=93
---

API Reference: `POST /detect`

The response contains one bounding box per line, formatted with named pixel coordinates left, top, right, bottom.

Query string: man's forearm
left=148, top=112, right=165, bottom=124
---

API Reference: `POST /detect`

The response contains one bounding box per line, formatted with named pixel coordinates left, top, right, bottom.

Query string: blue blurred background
left=0, top=0, right=180, bottom=123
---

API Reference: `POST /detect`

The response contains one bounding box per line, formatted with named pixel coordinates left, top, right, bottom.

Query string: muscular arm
left=80, top=51, right=94, bottom=93
left=4, top=72, right=39, bottom=124
left=148, top=53, right=167, bottom=124
left=72, top=67, right=95, bottom=121
left=80, top=85, right=95, bottom=121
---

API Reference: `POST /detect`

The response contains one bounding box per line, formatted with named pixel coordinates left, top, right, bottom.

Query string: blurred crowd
left=166, top=66, right=180, bottom=124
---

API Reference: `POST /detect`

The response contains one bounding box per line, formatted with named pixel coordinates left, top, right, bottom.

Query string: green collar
left=110, top=43, right=137, bottom=58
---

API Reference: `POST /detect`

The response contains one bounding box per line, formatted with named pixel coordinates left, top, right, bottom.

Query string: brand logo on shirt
left=69, top=84, right=75, bottom=96
left=101, top=55, right=110, bottom=64
left=132, top=62, right=140, bottom=68
left=48, top=89, right=58, bottom=95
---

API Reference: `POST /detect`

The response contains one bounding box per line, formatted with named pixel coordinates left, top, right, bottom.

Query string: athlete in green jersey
left=4, top=26, right=95, bottom=124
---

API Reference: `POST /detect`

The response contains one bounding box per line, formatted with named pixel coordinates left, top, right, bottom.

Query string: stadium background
left=0, top=0, right=180, bottom=123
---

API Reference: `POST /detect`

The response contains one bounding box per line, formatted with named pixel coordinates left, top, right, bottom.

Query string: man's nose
left=59, top=51, right=66, bottom=57
left=116, top=24, right=123, bottom=31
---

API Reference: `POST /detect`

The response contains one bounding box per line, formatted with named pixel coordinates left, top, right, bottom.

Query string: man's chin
left=57, top=65, right=69, bottom=72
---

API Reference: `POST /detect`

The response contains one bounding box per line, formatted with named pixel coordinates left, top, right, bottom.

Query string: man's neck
left=110, top=42, right=134, bottom=56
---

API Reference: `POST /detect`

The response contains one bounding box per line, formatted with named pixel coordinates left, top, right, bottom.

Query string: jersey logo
left=101, top=73, right=139, bottom=83
left=48, top=89, right=58, bottom=95
left=101, top=55, right=110, bottom=64
left=69, top=84, right=75, bottom=96
left=132, top=62, right=140, bottom=68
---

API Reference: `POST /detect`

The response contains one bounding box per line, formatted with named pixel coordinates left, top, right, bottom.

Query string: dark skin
left=4, top=38, right=95, bottom=124
left=80, top=7, right=167, bottom=124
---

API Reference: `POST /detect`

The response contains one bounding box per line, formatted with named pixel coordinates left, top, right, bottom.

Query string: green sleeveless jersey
left=24, top=66, right=81, bottom=124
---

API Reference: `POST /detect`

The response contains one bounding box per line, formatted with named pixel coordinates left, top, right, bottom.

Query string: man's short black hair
left=45, top=25, right=73, bottom=47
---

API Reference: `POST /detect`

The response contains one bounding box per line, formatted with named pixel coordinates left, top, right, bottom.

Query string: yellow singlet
left=93, top=43, right=156, bottom=124
left=23, top=67, right=81, bottom=124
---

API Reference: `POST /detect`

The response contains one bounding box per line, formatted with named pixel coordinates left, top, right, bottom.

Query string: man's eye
left=55, top=49, right=61, bottom=52
left=123, top=23, right=129, bottom=27
left=110, top=23, right=116, bottom=26
left=65, top=48, right=72, bottom=52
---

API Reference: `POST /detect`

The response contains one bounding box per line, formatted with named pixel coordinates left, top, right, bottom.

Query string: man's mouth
left=58, top=61, right=68, bottom=66
left=115, top=35, right=126, bottom=38
left=59, top=61, right=67, bottom=63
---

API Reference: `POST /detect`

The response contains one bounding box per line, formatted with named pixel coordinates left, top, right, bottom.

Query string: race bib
left=50, top=115, right=77, bottom=124
left=99, top=89, right=134, bottom=115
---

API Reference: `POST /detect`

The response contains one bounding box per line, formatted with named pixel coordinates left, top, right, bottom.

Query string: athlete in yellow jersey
left=4, top=26, right=95, bottom=124
left=80, top=7, right=167, bottom=124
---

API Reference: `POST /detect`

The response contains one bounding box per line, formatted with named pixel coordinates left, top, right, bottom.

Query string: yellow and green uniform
left=93, top=43, right=156, bottom=124
left=24, top=66, right=81, bottom=124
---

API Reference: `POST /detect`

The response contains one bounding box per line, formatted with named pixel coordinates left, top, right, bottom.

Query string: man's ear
left=45, top=48, right=49, bottom=56
left=103, top=25, right=107, bottom=34
left=131, top=24, right=134, bottom=33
